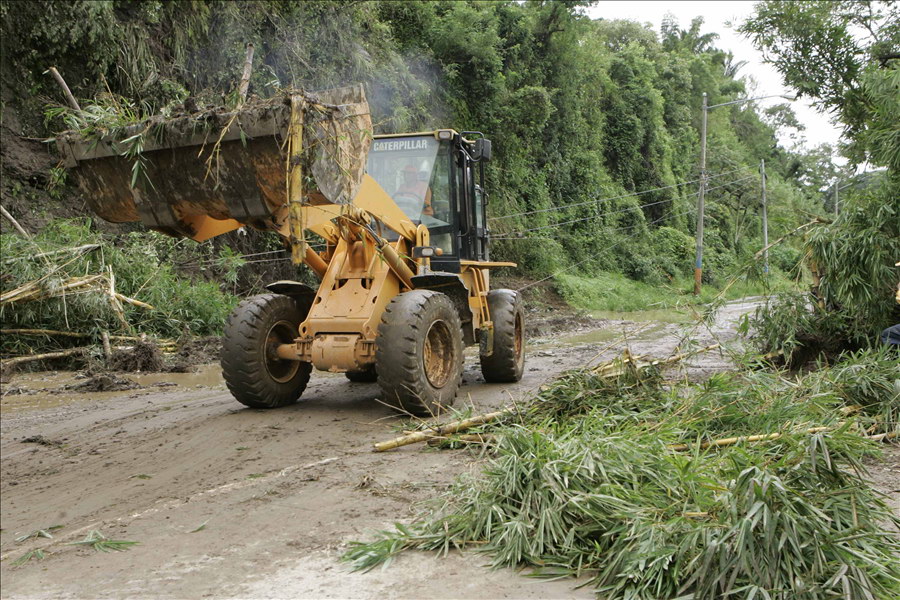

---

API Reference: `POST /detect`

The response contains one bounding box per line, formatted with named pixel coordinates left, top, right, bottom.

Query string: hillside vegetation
left=1, top=0, right=896, bottom=341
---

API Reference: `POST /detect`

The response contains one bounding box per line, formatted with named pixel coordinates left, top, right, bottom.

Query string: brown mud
left=1, top=299, right=897, bottom=599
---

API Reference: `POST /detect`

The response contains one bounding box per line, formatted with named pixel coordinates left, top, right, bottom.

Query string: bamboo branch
left=0, top=275, right=104, bottom=304
left=0, top=204, right=30, bottom=238
left=0, top=329, right=170, bottom=343
left=667, top=426, right=832, bottom=452
left=374, top=411, right=508, bottom=452
left=2, top=243, right=100, bottom=263
left=753, top=219, right=825, bottom=261
left=1, top=347, right=86, bottom=368
left=114, top=292, right=154, bottom=310
left=46, top=67, right=81, bottom=112
left=238, top=43, right=255, bottom=105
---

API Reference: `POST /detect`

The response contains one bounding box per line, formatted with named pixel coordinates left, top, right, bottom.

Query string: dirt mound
left=110, top=339, right=165, bottom=372
left=165, top=336, right=221, bottom=373
left=21, top=434, right=63, bottom=447
left=69, top=373, right=141, bottom=392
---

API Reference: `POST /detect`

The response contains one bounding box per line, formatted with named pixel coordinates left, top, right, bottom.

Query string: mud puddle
left=1, top=364, right=225, bottom=415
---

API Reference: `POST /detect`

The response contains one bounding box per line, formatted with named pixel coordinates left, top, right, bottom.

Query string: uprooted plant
left=345, top=347, right=900, bottom=600
left=745, top=184, right=900, bottom=365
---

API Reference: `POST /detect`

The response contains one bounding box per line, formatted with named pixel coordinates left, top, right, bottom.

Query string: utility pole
left=694, top=92, right=708, bottom=295
left=760, top=159, right=768, bottom=275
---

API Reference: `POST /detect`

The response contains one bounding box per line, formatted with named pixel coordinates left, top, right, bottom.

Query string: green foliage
left=0, top=0, right=818, bottom=291
left=748, top=183, right=900, bottom=362
left=0, top=219, right=239, bottom=354
left=345, top=349, right=900, bottom=598
left=740, top=1, right=900, bottom=168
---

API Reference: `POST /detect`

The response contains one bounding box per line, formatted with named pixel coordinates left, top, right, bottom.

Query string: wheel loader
left=56, top=85, right=525, bottom=415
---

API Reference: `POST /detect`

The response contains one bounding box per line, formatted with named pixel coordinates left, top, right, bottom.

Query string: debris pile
left=348, top=347, right=900, bottom=599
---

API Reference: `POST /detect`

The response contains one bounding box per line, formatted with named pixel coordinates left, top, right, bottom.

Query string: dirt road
left=2, top=299, right=896, bottom=599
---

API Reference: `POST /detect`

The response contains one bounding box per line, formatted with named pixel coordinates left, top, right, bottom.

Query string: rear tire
left=346, top=366, right=377, bottom=383
left=480, top=289, right=525, bottom=383
left=376, top=290, right=463, bottom=416
left=221, top=293, right=311, bottom=408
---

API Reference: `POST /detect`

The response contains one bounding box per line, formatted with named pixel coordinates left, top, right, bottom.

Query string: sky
left=585, top=1, right=844, bottom=153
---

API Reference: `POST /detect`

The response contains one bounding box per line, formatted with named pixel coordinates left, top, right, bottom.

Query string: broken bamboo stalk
left=0, top=274, right=104, bottom=304
left=0, top=329, right=172, bottom=344
left=1, top=328, right=90, bottom=338
left=101, top=331, right=112, bottom=362
left=46, top=66, right=81, bottom=111
left=426, top=433, right=494, bottom=447
left=375, top=344, right=723, bottom=452
left=114, top=292, right=154, bottom=310
left=667, top=426, right=832, bottom=452
left=237, top=43, right=255, bottom=104
left=0, top=204, right=30, bottom=238
left=1, top=347, right=86, bottom=368
left=374, top=411, right=509, bottom=452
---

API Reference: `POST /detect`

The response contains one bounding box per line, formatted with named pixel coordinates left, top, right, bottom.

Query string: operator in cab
left=394, top=164, right=433, bottom=219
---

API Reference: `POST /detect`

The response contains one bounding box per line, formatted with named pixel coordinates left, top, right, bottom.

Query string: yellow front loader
left=56, top=86, right=525, bottom=415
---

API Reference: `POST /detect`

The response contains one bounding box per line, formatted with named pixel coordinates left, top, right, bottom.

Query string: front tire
left=376, top=290, right=463, bottom=416
left=480, top=289, right=525, bottom=383
left=221, top=294, right=311, bottom=408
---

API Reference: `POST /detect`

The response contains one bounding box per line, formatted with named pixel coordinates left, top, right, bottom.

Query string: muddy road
left=2, top=299, right=897, bottom=599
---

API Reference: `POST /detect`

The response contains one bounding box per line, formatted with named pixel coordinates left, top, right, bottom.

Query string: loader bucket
left=55, top=85, right=372, bottom=241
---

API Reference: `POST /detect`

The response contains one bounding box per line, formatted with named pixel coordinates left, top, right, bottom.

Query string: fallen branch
left=426, top=433, right=494, bottom=447
left=667, top=426, right=831, bottom=452
left=2, top=243, right=100, bottom=263
left=754, top=219, right=825, bottom=261
left=0, top=275, right=104, bottom=304
left=1, top=347, right=87, bottom=368
left=0, top=329, right=171, bottom=344
left=46, top=66, right=81, bottom=112
left=1, top=204, right=30, bottom=238
left=114, top=292, right=154, bottom=310
left=374, top=344, right=722, bottom=452
left=374, top=411, right=508, bottom=452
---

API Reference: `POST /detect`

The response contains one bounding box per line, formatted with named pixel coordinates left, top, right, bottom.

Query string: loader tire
left=376, top=290, right=463, bottom=417
left=480, top=289, right=525, bottom=383
left=221, top=293, right=311, bottom=409
left=346, top=366, right=377, bottom=383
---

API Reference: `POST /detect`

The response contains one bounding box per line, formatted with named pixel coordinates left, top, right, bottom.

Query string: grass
left=555, top=270, right=793, bottom=313
left=344, top=348, right=900, bottom=599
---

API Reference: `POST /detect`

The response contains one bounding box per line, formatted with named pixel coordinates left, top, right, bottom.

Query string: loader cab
left=366, top=130, right=490, bottom=272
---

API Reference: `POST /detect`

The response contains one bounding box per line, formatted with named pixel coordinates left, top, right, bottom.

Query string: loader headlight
left=436, top=129, right=453, bottom=141
left=412, top=246, right=443, bottom=258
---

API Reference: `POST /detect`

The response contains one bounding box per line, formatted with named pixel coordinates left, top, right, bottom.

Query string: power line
left=492, top=175, right=755, bottom=239
left=489, top=167, right=746, bottom=223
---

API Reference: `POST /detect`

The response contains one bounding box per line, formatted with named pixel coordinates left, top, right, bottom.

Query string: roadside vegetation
left=0, top=219, right=240, bottom=358
left=1, top=0, right=847, bottom=310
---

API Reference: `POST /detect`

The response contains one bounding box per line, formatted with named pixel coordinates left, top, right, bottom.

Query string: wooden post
left=694, top=92, right=708, bottom=295
left=238, top=43, right=255, bottom=105
left=47, top=67, right=81, bottom=112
